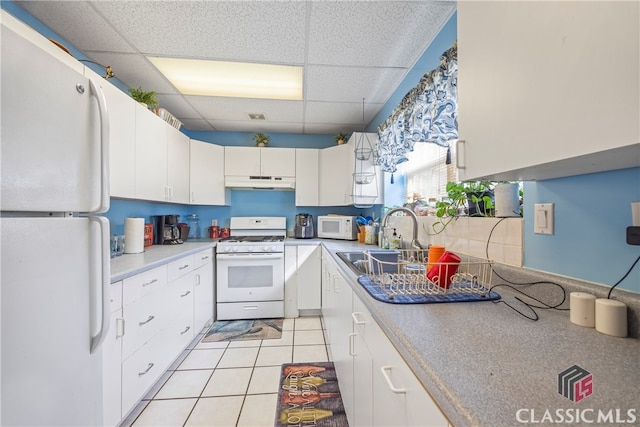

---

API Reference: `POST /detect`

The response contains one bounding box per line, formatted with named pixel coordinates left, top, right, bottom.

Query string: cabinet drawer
left=168, top=255, right=194, bottom=282
left=110, top=281, right=123, bottom=314
left=122, top=265, right=167, bottom=306
left=122, top=286, right=171, bottom=359
left=193, top=249, right=213, bottom=269
left=121, top=330, right=175, bottom=415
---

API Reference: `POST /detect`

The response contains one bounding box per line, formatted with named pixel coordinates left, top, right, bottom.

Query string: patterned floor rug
left=202, top=318, right=283, bottom=342
left=275, top=362, right=348, bottom=427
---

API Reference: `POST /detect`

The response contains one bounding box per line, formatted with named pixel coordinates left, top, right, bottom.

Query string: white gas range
left=216, top=217, right=286, bottom=320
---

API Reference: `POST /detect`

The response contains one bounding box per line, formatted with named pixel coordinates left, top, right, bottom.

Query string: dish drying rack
left=361, top=249, right=495, bottom=300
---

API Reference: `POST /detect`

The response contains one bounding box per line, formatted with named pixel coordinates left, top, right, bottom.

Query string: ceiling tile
left=16, top=1, right=136, bottom=53
left=155, top=94, right=201, bottom=119
left=186, top=96, right=304, bottom=122
left=207, top=120, right=304, bottom=134
left=181, top=119, right=216, bottom=132
left=306, top=65, right=408, bottom=103
left=92, top=1, right=307, bottom=64
left=304, top=101, right=382, bottom=126
left=307, top=1, right=454, bottom=67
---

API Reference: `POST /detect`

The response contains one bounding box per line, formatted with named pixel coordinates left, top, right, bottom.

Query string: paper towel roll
left=124, top=217, right=145, bottom=254
left=595, top=299, right=627, bottom=337
left=570, top=292, right=596, bottom=327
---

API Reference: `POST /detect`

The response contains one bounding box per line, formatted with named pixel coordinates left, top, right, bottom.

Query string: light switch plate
left=534, top=203, right=554, bottom=235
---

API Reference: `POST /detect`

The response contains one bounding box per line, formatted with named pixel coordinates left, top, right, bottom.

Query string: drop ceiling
left=15, top=1, right=455, bottom=135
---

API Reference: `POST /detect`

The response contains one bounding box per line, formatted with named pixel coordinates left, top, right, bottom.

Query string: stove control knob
left=247, top=246, right=254, bottom=252
left=231, top=246, right=239, bottom=252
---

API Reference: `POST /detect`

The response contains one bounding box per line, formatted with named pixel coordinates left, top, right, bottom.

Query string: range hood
left=224, top=176, right=295, bottom=190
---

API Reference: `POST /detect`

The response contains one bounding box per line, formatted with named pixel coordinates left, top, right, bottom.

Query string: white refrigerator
left=1, top=10, right=112, bottom=426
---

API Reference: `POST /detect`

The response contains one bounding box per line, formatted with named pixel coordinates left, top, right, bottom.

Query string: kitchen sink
left=336, top=250, right=401, bottom=276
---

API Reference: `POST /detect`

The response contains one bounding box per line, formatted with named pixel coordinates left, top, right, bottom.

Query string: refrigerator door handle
left=88, top=78, right=110, bottom=214
left=90, top=216, right=111, bottom=354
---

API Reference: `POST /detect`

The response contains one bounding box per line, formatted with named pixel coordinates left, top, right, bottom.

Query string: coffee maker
left=294, top=213, right=314, bottom=239
left=152, top=215, right=183, bottom=245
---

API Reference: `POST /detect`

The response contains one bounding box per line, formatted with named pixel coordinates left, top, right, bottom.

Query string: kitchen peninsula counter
left=110, top=239, right=217, bottom=283
left=319, top=241, right=640, bottom=427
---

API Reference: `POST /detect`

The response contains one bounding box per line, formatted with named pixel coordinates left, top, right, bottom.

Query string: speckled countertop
left=111, top=238, right=640, bottom=427
left=319, top=240, right=640, bottom=427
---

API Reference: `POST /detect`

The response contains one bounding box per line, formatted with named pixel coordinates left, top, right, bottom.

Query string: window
left=402, top=142, right=458, bottom=205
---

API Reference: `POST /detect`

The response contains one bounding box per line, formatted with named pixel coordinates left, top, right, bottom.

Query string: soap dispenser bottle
left=390, top=228, right=401, bottom=249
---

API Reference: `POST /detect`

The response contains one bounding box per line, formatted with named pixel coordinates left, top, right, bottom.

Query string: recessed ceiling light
left=248, top=113, right=267, bottom=120
left=147, top=57, right=303, bottom=100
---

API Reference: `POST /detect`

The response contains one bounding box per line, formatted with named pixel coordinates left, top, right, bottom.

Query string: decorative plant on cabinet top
left=128, top=87, right=158, bottom=108
left=254, top=133, right=270, bottom=147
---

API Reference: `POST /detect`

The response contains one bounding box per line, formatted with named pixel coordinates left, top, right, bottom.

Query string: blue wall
left=524, top=168, right=640, bottom=293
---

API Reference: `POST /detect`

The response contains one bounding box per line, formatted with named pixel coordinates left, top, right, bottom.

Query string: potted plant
left=334, top=132, right=349, bottom=145
left=128, top=87, right=158, bottom=108
left=253, top=132, right=270, bottom=147
left=430, top=181, right=495, bottom=234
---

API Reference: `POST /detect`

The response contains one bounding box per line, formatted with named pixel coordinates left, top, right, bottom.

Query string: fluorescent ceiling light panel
left=148, top=57, right=303, bottom=100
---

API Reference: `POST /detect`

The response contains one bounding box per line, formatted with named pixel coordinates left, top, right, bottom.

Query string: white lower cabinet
left=109, top=248, right=215, bottom=425
left=321, top=248, right=448, bottom=427
left=103, top=281, right=124, bottom=427
left=193, top=249, right=215, bottom=331
left=284, top=244, right=322, bottom=317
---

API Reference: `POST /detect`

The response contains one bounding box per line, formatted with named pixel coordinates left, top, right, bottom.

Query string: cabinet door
left=353, top=328, right=373, bottom=427
left=458, top=1, right=640, bottom=181
left=284, top=246, right=299, bottom=318
left=319, top=143, right=352, bottom=206
left=369, top=320, right=448, bottom=427
left=103, top=307, right=123, bottom=427
left=190, top=140, right=229, bottom=205
left=194, top=258, right=214, bottom=331
left=260, top=147, right=296, bottom=177
left=86, top=68, right=136, bottom=199
left=295, top=149, right=320, bottom=206
left=166, top=126, right=190, bottom=204
left=297, top=245, right=322, bottom=310
left=225, top=146, right=261, bottom=176
left=135, top=104, right=167, bottom=201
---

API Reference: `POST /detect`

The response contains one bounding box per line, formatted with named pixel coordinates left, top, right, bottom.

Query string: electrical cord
left=607, top=255, right=640, bottom=299
left=485, top=218, right=640, bottom=320
left=485, top=218, right=569, bottom=321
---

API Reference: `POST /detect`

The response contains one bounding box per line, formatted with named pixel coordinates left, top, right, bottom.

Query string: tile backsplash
left=384, top=216, right=523, bottom=267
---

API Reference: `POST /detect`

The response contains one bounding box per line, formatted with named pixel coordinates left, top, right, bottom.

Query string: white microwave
left=317, top=216, right=358, bottom=240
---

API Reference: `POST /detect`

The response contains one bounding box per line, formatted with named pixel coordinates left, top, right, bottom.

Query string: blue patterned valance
left=376, top=41, right=457, bottom=174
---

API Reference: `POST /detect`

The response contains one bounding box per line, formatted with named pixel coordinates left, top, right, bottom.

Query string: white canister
left=595, top=299, right=627, bottom=337
left=569, top=292, right=596, bottom=327
left=494, top=183, right=521, bottom=218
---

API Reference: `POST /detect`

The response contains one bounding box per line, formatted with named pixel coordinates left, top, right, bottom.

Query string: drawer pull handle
left=142, top=279, right=158, bottom=287
left=139, top=315, right=155, bottom=326
left=349, top=333, right=356, bottom=357
left=180, top=290, right=191, bottom=297
left=138, top=363, right=154, bottom=376
left=381, top=366, right=406, bottom=394
left=179, top=264, right=190, bottom=270
left=351, top=312, right=366, bottom=325
left=180, top=326, right=191, bottom=335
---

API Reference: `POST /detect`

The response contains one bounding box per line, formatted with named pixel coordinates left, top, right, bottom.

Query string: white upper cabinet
left=134, top=104, right=168, bottom=201
left=457, top=1, right=640, bottom=181
left=295, top=149, right=320, bottom=206
left=85, top=68, right=136, bottom=199
left=319, top=142, right=352, bottom=206
left=224, top=146, right=295, bottom=177
left=166, top=126, right=190, bottom=204
left=190, top=139, right=229, bottom=205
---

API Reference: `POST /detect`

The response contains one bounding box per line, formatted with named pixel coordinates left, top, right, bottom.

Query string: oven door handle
left=216, top=252, right=284, bottom=261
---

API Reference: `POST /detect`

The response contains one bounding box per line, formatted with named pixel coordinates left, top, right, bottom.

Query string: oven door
left=216, top=252, right=284, bottom=302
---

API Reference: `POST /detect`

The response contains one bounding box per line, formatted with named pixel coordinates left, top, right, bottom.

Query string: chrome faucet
left=381, top=207, right=426, bottom=250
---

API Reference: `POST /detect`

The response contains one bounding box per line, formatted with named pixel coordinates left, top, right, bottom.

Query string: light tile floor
left=120, top=316, right=329, bottom=427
